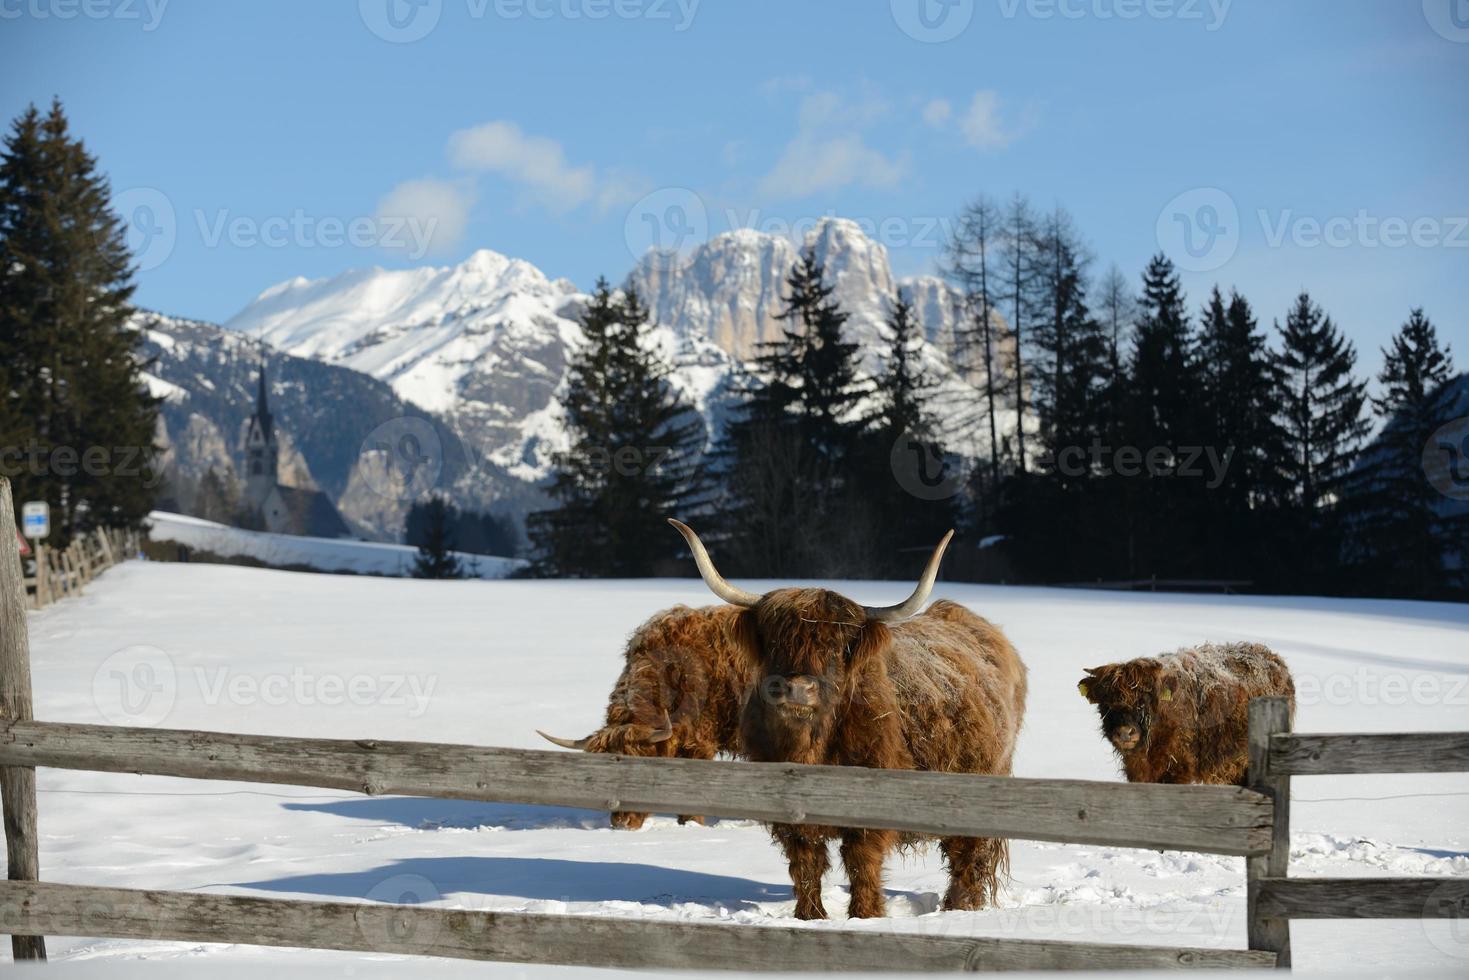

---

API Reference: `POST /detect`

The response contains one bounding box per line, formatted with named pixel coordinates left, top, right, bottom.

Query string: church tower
left=244, top=359, right=278, bottom=505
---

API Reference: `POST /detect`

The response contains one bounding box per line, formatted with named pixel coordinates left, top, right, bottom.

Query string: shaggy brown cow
left=538, top=603, right=755, bottom=828
left=670, top=520, right=1027, bottom=921
left=1079, top=642, right=1295, bottom=786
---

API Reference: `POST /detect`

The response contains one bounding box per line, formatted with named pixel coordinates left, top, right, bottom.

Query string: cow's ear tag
left=1077, top=681, right=1089, bottom=698
left=1159, top=687, right=1172, bottom=702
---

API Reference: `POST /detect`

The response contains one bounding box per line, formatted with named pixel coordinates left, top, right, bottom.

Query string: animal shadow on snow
left=238, top=856, right=793, bottom=908
left=282, top=797, right=613, bottom=831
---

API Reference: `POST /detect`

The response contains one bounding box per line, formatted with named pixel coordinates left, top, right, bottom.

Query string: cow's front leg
left=774, top=825, right=830, bottom=920
left=840, top=828, right=893, bottom=918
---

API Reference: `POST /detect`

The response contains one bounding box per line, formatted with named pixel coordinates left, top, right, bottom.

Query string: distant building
left=243, top=362, right=352, bottom=539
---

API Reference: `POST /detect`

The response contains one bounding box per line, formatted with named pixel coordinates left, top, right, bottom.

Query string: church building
left=243, top=363, right=353, bottom=539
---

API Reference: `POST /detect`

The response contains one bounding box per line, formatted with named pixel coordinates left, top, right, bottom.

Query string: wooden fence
left=20, top=523, right=139, bottom=611
left=1, top=476, right=1466, bottom=970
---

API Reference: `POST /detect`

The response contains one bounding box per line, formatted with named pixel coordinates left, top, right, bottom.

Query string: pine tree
left=411, top=495, right=464, bottom=579
left=719, top=246, right=872, bottom=576
left=1276, top=291, right=1370, bottom=588
left=527, top=280, right=707, bottom=577
left=1028, top=208, right=1108, bottom=475
left=1345, top=309, right=1460, bottom=597
left=0, top=101, right=160, bottom=543
left=1128, top=254, right=1199, bottom=449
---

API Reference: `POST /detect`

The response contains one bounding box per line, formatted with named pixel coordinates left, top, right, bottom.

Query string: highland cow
left=538, top=603, right=755, bottom=829
left=1079, top=642, right=1295, bottom=786
left=670, top=520, right=1027, bottom=921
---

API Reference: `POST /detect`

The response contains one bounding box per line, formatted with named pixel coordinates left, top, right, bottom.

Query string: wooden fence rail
left=0, top=720, right=1273, bottom=857
left=2, top=475, right=1466, bottom=970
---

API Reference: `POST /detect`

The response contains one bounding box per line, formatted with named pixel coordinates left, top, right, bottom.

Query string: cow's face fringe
left=733, top=588, right=891, bottom=764
left=1080, top=660, right=1164, bottom=752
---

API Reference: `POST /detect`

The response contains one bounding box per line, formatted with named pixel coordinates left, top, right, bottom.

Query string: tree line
left=532, top=193, right=1464, bottom=601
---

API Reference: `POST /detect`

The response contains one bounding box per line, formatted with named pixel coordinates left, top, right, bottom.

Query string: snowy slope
left=14, top=562, right=1469, bottom=971
left=226, top=219, right=1013, bottom=481
left=145, top=511, right=523, bottom=578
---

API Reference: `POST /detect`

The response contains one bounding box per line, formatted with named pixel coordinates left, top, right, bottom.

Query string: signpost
left=20, top=502, right=49, bottom=541
left=20, top=502, right=50, bottom=607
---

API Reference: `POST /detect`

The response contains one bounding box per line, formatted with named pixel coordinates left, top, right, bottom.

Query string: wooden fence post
left=33, top=543, right=49, bottom=609
left=1248, top=696, right=1292, bottom=968
left=98, top=528, right=115, bottom=569
left=0, top=479, right=46, bottom=961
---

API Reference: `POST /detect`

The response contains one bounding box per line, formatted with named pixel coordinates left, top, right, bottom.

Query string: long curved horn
left=862, top=529, right=955, bottom=623
left=667, top=519, right=760, bottom=607
left=537, top=730, right=593, bottom=751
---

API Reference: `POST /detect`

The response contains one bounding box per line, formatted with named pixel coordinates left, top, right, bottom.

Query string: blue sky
left=2, top=0, right=1466, bottom=360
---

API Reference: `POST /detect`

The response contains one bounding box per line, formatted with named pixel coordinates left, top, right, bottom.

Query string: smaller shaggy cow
left=538, top=603, right=755, bottom=828
left=1079, top=642, right=1295, bottom=786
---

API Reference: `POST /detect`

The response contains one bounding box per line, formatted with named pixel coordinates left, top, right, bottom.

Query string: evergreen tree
left=719, top=246, right=872, bottom=577
left=0, top=101, right=160, bottom=543
left=1128, top=254, right=1199, bottom=449
left=528, top=279, right=707, bottom=577
left=873, top=292, right=936, bottom=441
left=1276, top=291, right=1370, bottom=588
left=1028, top=208, right=1108, bottom=474
left=1345, top=309, right=1460, bottom=597
left=411, top=495, right=464, bottom=579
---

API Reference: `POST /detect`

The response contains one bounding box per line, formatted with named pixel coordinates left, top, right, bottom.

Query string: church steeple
left=244, top=357, right=278, bottom=505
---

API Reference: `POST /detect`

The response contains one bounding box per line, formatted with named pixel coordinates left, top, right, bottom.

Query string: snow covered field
left=9, top=561, right=1469, bottom=973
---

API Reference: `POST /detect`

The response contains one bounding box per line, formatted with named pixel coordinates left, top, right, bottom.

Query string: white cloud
left=922, top=98, right=953, bottom=128
left=375, top=178, right=476, bottom=257
left=957, top=90, right=1021, bottom=151
left=446, top=121, right=601, bottom=213
left=755, top=91, right=908, bottom=200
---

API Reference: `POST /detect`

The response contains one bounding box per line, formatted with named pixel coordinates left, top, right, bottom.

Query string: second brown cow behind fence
left=1079, top=642, right=1295, bottom=785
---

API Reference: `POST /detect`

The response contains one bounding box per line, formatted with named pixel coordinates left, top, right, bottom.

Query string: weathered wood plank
left=1246, top=697, right=1291, bottom=969
left=0, top=720, right=1274, bottom=856
left=1270, top=732, right=1469, bottom=775
left=0, top=880, right=1275, bottom=971
left=0, top=479, right=46, bottom=961
left=1256, top=877, right=1469, bottom=919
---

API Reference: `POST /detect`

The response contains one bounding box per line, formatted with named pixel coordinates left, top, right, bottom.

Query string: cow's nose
left=786, top=676, right=820, bottom=706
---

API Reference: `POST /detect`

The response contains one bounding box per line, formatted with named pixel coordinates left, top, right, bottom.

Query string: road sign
left=21, top=501, right=49, bottom=539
